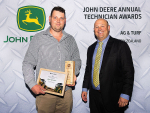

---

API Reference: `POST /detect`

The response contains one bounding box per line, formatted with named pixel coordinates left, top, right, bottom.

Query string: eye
left=60, top=17, right=64, bottom=20
left=53, top=17, right=57, bottom=19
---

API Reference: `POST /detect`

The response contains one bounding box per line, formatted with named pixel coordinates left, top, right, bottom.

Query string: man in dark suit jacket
left=81, top=19, right=134, bottom=113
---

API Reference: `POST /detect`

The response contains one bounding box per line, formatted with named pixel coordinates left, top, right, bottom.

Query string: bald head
left=94, top=19, right=110, bottom=41
left=94, top=18, right=109, bottom=27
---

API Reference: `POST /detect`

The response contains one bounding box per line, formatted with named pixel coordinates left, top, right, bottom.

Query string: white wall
left=0, top=0, right=150, bottom=113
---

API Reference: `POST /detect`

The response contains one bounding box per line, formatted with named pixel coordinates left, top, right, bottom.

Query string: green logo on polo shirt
left=17, top=6, right=46, bottom=32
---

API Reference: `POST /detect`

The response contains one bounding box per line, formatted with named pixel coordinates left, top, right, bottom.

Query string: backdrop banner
left=0, top=0, right=150, bottom=113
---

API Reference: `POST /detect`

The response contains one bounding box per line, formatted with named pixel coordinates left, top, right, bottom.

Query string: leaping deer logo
left=22, top=10, right=43, bottom=27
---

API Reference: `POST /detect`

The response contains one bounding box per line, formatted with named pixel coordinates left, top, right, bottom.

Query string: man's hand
left=31, top=84, right=46, bottom=95
left=66, top=75, right=76, bottom=86
left=81, top=91, right=87, bottom=102
left=118, top=97, right=129, bottom=107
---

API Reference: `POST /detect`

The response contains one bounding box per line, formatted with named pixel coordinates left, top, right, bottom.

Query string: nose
left=98, top=27, right=102, bottom=30
left=56, top=18, right=60, bottom=23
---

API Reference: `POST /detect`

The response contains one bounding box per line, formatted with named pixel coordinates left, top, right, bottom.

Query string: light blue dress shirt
left=82, top=35, right=129, bottom=100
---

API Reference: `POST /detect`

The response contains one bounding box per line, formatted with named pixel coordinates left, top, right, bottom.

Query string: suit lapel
left=100, top=36, right=114, bottom=72
left=89, top=42, right=97, bottom=66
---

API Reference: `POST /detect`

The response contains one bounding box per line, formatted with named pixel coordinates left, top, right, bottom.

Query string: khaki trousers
left=36, top=89, right=73, bottom=113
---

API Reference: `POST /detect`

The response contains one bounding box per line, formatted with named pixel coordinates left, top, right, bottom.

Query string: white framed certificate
left=37, top=68, right=67, bottom=96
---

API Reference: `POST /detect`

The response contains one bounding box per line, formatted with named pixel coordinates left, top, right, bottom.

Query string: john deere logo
left=17, top=6, right=46, bottom=32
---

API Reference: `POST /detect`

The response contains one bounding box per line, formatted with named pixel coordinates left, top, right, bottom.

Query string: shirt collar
left=97, top=35, right=110, bottom=46
left=43, top=26, right=68, bottom=40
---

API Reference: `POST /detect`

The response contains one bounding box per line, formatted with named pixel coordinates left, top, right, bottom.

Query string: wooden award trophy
left=65, top=61, right=75, bottom=85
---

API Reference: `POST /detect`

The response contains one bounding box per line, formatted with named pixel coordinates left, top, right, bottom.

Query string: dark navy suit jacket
left=82, top=36, right=134, bottom=112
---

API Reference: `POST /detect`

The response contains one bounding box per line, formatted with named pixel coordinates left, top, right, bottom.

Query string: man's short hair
left=50, top=6, right=66, bottom=17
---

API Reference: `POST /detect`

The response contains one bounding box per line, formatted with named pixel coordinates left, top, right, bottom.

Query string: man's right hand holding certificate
left=31, top=84, right=46, bottom=95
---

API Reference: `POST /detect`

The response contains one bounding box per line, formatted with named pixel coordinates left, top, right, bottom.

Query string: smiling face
left=49, top=10, right=66, bottom=32
left=94, top=19, right=110, bottom=41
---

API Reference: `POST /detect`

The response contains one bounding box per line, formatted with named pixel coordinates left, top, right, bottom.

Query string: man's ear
left=49, top=16, right=51, bottom=22
left=64, top=18, right=66, bottom=24
left=108, top=25, right=110, bottom=32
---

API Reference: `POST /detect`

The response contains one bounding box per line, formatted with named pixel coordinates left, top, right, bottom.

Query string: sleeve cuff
left=82, top=88, right=88, bottom=92
left=120, top=93, right=130, bottom=100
